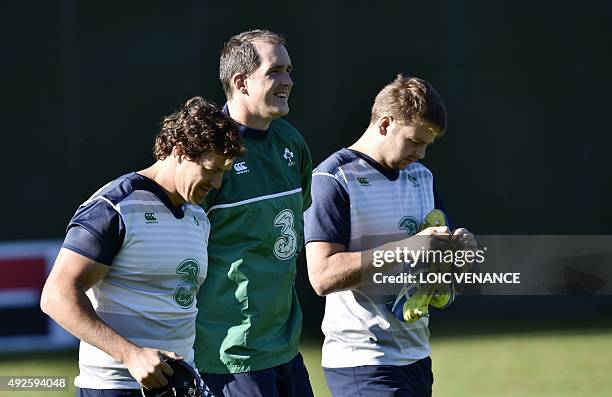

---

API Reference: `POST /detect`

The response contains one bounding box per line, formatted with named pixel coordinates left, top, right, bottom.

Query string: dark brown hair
left=219, top=29, right=286, bottom=99
left=154, top=97, right=245, bottom=160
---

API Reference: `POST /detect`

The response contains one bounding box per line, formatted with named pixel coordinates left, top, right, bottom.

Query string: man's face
left=176, top=152, right=234, bottom=205
left=384, top=121, right=437, bottom=170
left=243, top=41, right=293, bottom=122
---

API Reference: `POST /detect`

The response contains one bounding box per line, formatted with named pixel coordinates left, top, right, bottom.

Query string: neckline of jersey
left=128, top=172, right=186, bottom=219
left=346, top=148, right=400, bottom=181
left=223, top=103, right=269, bottom=140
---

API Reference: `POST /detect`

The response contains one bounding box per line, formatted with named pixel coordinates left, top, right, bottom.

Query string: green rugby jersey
left=194, top=116, right=312, bottom=373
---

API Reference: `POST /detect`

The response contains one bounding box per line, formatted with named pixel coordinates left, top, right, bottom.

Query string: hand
left=123, top=347, right=183, bottom=390
left=416, top=226, right=452, bottom=252
left=450, top=227, right=477, bottom=251
left=417, top=225, right=451, bottom=236
left=450, top=227, right=478, bottom=273
left=411, top=226, right=452, bottom=273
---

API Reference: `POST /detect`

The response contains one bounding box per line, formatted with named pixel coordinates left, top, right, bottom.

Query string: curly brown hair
left=154, top=97, right=245, bottom=161
left=371, top=74, right=447, bottom=136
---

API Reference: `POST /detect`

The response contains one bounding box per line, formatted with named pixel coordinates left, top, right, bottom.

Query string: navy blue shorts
left=76, top=388, right=140, bottom=397
left=200, top=353, right=314, bottom=397
left=323, top=357, right=433, bottom=397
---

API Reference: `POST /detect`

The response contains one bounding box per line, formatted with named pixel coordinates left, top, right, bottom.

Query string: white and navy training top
left=305, top=149, right=451, bottom=368
left=63, top=172, right=209, bottom=389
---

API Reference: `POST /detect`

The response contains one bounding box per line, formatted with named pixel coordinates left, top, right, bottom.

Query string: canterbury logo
left=234, top=161, right=249, bottom=174
left=144, top=212, right=158, bottom=224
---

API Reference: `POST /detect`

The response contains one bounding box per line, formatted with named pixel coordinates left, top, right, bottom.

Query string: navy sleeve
left=304, top=174, right=350, bottom=247
left=62, top=198, right=125, bottom=266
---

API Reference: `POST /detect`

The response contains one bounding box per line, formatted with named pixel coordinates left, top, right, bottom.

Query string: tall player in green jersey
left=194, top=30, right=314, bottom=396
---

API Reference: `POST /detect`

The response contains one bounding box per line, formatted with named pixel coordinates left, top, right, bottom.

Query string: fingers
left=429, top=227, right=452, bottom=250
left=431, top=226, right=451, bottom=236
left=158, top=350, right=183, bottom=376
left=141, top=380, right=155, bottom=391
left=140, top=370, right=164, bottom=390
left=450, top=227, right=466, bottom=245
left=126, top=348, right=183, bottom=390
left=414, top=226, right=450, bottom=251
left=161, top=350, right=184, bottom=361
left=451, top=227, right=469, bottom=238
left=159, top=360, right=174, bottom=377
left=154, top=365, right=170, bottom=388
left=451, top=228, right=477, bottom=250
left=417, top=226, right=451, bottom=237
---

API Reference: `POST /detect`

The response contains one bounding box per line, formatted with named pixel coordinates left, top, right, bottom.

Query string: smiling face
left=175, top=152, right=234, bottom=205
left=382, top=120, right=438, bottom=170
left=242, top=41, right=293, bottom=125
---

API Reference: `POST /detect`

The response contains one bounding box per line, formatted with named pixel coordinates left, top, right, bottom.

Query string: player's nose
left=282, top=72, right=293, bottom=88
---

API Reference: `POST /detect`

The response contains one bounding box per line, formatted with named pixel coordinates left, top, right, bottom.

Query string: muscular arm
left=306, top=242, right=360, bottom=296
left=306, top=226, right=451, bottom=296
left=40, top=248, right=177, bottom=389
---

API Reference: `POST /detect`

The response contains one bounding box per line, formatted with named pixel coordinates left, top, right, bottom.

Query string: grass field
left=1, top=327, right=612, bottom=396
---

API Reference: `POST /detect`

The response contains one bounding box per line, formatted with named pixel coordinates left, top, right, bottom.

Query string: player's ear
left=378, top=116, right=393, bottom=136
left=232, top=73, right=248, bottom=95
left=171, top=145, right=185, bottom=162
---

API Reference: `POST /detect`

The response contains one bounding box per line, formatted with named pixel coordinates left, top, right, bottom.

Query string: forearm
left=309, top=240, right=416, bottom=295
left=309, top=231, right=447, bottom=295
left=40, top=282, right=138, bottom=363
left=309, top=250, right=362, bottom=295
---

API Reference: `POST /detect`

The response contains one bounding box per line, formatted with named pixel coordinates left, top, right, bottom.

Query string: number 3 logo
left=273, top=209, right=297, bottom=260
left=174, top=259, right=200, bottom=309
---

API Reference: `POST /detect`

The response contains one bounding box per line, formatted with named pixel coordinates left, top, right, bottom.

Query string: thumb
left=160, top=350, right=183, bottom=360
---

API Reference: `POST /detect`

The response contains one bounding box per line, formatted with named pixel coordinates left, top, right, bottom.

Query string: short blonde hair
left=371, top=74, right=447, bottom=136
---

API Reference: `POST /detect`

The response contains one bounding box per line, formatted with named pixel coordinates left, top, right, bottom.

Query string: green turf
left=430, top=328, right=612, bottom=397
left=0, top=349, right=77, bottom=397
left=1, top=329, right=611, bottom=396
